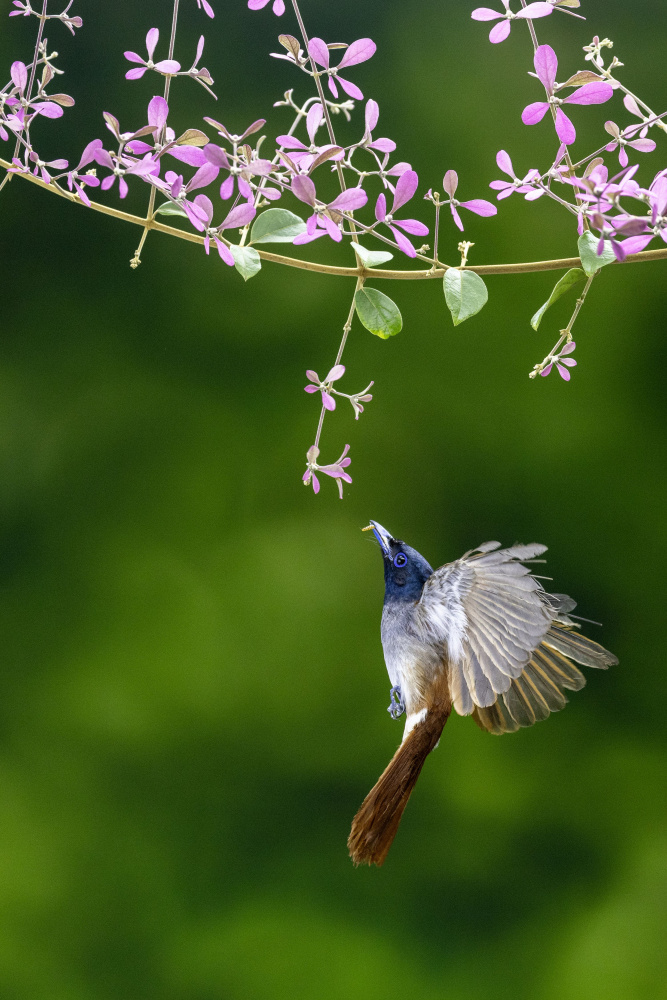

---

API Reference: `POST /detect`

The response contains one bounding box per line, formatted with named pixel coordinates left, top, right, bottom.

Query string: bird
left=347, top=521, right=618, bottom=867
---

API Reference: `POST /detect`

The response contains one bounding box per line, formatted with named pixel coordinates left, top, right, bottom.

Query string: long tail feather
left=348, top=702, right=450, bottom=866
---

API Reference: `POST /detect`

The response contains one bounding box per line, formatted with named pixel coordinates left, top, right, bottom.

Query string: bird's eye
left=393, top=553, right=407, bottom=568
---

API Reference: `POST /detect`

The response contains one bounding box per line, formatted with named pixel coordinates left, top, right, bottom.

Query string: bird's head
left=364, top=521, right=433, bottom=602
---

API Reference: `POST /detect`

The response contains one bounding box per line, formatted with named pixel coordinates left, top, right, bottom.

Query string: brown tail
left=348, top=699, right=450, bottom=867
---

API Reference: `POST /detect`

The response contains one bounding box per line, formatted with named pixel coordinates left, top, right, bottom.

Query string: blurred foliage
left=1, top=1, right=666, bottom=998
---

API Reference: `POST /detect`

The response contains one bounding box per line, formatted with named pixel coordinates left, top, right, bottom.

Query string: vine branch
left=3, top=154, right=667, bottom=277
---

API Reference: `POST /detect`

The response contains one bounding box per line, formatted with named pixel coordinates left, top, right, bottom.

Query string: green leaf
left=249, top=209, right=307, bottom=244
left=578, top=231, right=616, bottom=277
left=354, top=287, right=402, bottom=339
left=530, top=267, right=586, bottom=331
left=443, top=269, right=488, bottom=326
left=230, top=245, right=262, bottom=281
left=352, top=243, right=394, bottom=268
left=154, top=201, right=188, bottom=218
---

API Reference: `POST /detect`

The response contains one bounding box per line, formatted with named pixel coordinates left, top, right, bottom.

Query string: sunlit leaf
left=354, top=287, right=402, bottom=339
left=230, top=245, right=262, bottom=281
left=443, top=269, right=488, bottom=326
left=352, top=243, right=394, bottom=268
left=578, top=232, right=616, bottom=277
left=154, top=202, right=188, bottom=218
left=250, top=209, right=307, bottom=244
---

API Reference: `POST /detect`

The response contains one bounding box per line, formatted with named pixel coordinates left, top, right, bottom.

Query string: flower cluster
left=3, top=0, right=666, bottom=500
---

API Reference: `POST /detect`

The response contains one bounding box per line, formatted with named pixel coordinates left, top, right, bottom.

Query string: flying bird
left=348, top=521, right=618, bottom=867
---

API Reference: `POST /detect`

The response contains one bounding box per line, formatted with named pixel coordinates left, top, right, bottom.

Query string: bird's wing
left=472, top=625, right=617, bottom=734
left=416, top=542, right=555, bottom=715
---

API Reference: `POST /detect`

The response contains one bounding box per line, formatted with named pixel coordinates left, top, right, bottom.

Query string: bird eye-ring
left=393, top=553, right=407, bottom=568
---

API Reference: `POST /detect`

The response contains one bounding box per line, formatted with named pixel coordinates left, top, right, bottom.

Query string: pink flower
left=186, top=197, right=256, bottom=265
left=303, top=444, right=352, bottom=499
left=291, top=176, right=368, bottom=244
left=4, top=61, right=67, bottom=124
left=362, top=100, right=396, bottom=154
left=275, top=103, right=343, bottom=172
left=618, top=170, right=667, bottom=255
left=304, top=365, right=346, bottom=411
left=374, top=170, right=429, bottom=257
left=248, top=0, right=285, bottom=15
left=540, top=341, right=577, bottom=380
left=307, top=37, right=376, bottom=101
left=471, top=1, right=553, bottom=44
left=522, top=45, right=613, bottom=146
left=441, top=170, right=497, bottom=231
left=124, top=28, right=181, bottom=80
left=489, top=150, right=544, bottom=201
left=603, top=121, right=656, bottom=168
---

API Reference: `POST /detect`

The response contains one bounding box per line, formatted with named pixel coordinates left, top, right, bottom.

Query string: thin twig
left=132, top=0, right=180, bottom=266
left=312, top=275, right=365, bottom=451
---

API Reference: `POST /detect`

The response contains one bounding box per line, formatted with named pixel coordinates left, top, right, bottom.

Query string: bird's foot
left=387, top=685, right=406, bottom=719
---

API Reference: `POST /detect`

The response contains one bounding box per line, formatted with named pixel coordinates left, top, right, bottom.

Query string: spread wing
left=415, top=541, right=616, bottom=724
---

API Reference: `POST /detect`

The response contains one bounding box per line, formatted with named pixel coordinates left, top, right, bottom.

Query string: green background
left=1, top=1, right=666, bottom=997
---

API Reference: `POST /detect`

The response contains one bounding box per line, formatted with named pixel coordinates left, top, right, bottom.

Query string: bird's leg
left=387, top=685, right=406, bottom=719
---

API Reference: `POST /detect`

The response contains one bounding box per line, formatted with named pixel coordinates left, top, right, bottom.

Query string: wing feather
left=417, top=543, right=616, bottom=723
left=417, top=542, right=552, bottom=714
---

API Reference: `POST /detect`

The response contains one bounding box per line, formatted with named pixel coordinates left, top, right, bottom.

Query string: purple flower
left=362, top=100, right=396, bottom=154
left=540, top=341, right=577, bottom=380
left=471, top=1, right=553, bottom=44
left=96, top=148, right=160, bottom=198
left=276, top=103, right=343, bottom=172
left=569, top=163, right=643, bottom=214
left=291, top=176, right=368, bottom=244
left=374, top=170, right=429, bottom=257
left=203, top=117, right=273, bottom=199
left=64, top=139, right=102, bottom=204
left=303, top=444, right=352, bottom=499
left=25, top=151, right=68, bottom=184
left=603, top=121, right=656, bottom=168
left=522, top=45, right=613, bottom=146
left=622, top=94, right=650, bottom=139
left=349, top=384, right=374, bottom=420
left=183, top=196, right=255, bottom=264
left=5, top=61, right=66, bottom=125
left=248, top=0, right=285, bottom=14
left=617, top=171, right=667, bottom=255
left=186, top=35, right=215, bottom=91
left=125, top=28, right=181, bottom=80
left=160, top=160, right=221, bottom=220
left=378, top=159, right=414, bottom=196
left=195, top=0, right=215, bottom=16
left=307, top=37, right=376, bottom=101
left=203, top=143, right=273, bottom=201
left=489, top=150, right=543, bottom=201
left=304, top=365, right=346, bottom=411
left=441, top=170, right=497, bottom=230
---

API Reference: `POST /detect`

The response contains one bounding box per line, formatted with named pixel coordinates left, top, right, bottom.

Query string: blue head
left=367, top=521, right=433, bottom=603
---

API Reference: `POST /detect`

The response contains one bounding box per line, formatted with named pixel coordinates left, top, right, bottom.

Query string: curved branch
left=3, top=155, right=667, bottom=277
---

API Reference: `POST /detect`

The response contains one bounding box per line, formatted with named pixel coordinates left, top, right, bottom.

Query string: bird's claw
left=387, top=685, right=406, bottom=719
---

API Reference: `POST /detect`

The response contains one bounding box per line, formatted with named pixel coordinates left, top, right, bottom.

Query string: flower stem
left=133, top=0, right=180, bottom=266
left=518, top=0, right=587, bottom=226
left=11, top=0, right=49, bottom=164
left=530, top=272, right=594, bottom=378
left=289, top=0, right=359, bottom=241
left=313, top=276, right=364, bottom=451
